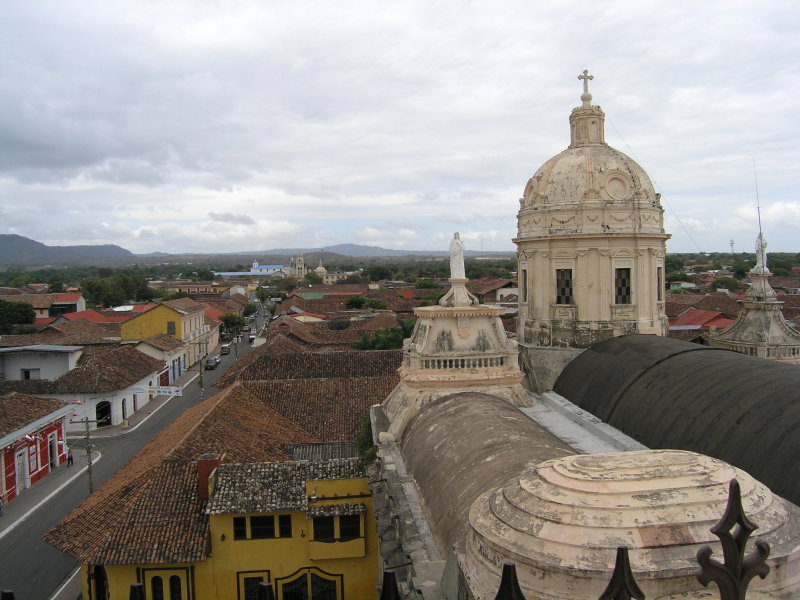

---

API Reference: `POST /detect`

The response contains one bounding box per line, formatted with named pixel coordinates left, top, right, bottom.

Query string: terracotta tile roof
left=765, top=276, right=800, bottom=290
left=201, top=304, right=225, bottom=322
left=206, top=458, right=363, bottom=515
left=0, top=293, right=60, bottom=309
left=162, top=298, right=207, bottom=314
left=0, top=319, right=121, bottom=347
left=265, top=315, right=407, bottom=349
left=44, top=382, right=319, bottom=564
left=468, top=279, right=515, bottom=296
left=228, top=293, right=250, bottom=307
left=139, top=334, right=185, bottom=352
left=692, top=293, right=742, bottom=317
left=665, top=291, right=702, bottom=304
left=55, top=293, right=83, bottom=303
left=167, top=386, right=319, bottom=463
left=242, top=376, right=398, bottom=441
left=63, top=309, right=132, bottom=323
left=0, top=345, right=163, bottom=396
left=0, top=392, right=69, bottom=438
left=667, top=329, right=709, bottom=343
left=278, top=294, right=415, bottom=315
left=669, top=308, right=733, bottom=331
left=217, top=349, right=401, bottom=387
left=284, top=442, right=358, bottom=461
left=34, top=317, right=58, bottom=326
left=0, top=287, right=22, bottom=295
left=665, top=301, right=691, bottom=319
left=213, top=336, right=308, bottom=388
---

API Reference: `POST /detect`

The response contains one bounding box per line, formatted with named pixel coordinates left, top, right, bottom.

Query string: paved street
left=0, top=326, right=261, bottom=600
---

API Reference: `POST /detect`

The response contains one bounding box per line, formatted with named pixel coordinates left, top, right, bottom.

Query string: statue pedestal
left=439, top=278, right=479, bottom=308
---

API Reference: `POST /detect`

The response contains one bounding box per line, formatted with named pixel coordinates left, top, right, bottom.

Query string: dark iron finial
left=599, top=547, right=645, bottom=600
left=696, top=479, right=771, bottom=600
left=129, top=584, right=145, bottom=600
left=256, top=581, right=276, bottom=600
left=494, top=562, right=527, bottom=600
left=380, top=570, right=402, bottom=600
left=1, top=591, right=16, bottom=600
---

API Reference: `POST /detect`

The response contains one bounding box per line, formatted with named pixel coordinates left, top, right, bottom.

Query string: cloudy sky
left=2, top=1, right=799, bottom=255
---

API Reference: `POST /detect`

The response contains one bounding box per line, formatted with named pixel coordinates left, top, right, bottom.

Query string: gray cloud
left=209, top=212, right=256, bottom=226
left=1, top=1, right=799, bottom=253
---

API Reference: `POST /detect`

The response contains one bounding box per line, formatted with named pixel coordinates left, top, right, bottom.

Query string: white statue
left=754, top=232, right=769, bottom=274
left=449, top=232, right=466, bottom=279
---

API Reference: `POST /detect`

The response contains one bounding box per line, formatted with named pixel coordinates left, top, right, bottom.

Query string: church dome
left=523, top=141, right=657, bottom=207
left=464, top=449, right=800, bottom=599
left=517, top=72, right=665, bottom=238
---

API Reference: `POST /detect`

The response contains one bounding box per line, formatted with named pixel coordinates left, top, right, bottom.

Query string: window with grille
left=313, top=516, right=335, bottom=541
left=233, top=517, right=247, bottom=540
left=339, top=515, right=361, bottom=541
left=556, top=269, right=573, bottom=304
left=278, top=514, right=292, bottom=538
left=250, top=516, right=275, bottom=539
left=615, top=268, right=632, bottom=304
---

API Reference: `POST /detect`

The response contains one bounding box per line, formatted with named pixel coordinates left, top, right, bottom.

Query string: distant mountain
left=0, top=235, right=514, bottom=267
left=258, top=243, right=514, bottom=258
left=53, top=244, right=135, bottom=260
left=0, top=234, right=134, bottom=267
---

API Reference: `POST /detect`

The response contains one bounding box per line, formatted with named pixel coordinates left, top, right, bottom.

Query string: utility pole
left=69, top=416, right=99, bottom=494
left=730, top=239, right=735, bottom=271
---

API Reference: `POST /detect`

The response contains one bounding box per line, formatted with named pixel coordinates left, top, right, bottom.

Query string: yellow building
left=121, top=299, right=213, bottom=366
left=44, top=384, right=381, bottom=600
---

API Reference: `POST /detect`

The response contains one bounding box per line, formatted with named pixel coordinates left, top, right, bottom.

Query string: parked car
left=204, top=357, right=218, bottom=370
left=243, top=325, right=251, bottom=332
left=248, top=334, right=256, bottom=343
left=220, top=344, right=231, bottom=355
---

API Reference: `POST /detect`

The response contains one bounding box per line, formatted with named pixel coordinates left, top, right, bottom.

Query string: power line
left=607, top=115, right=703, bottom=253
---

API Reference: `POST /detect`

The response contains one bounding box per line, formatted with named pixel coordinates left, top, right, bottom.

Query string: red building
left=1, top=392, right=72, bottom=504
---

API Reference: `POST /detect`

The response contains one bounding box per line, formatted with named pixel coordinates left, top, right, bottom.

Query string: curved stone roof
left=465, top=450, right=800, bottom=599
left=401, top=392, right=574, bottom=553
left=553, top=334, right=800, bottom=506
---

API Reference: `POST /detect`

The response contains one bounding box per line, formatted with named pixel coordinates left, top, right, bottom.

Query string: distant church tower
left=291, top=254, right=307, bottom=277
left=709, top=233, right=800, bottom=362
left=515, top=71, right=669, bottom=354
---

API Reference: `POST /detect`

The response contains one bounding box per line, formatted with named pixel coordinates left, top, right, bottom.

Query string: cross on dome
left=578, top=69, right=594, bottom=107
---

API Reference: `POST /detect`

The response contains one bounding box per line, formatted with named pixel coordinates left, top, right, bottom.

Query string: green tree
left=337, top=274, right=369, bottom=284
left=665, top=255, right=684, bottom=272
left=711, top=277, right=742, bottom=291
left=194, top=268, right=215, bottom=281
left=0, top=300, right=36, bottom=334
left=220, top=313, right=246, bottom=335
left=346, top=295, right=366, bottom=309
left=364, top=265, right=392, bottom=281
left=243, top=304, right=257, bottom=317
left=415, top=279, right=438, bottom=289
left=302, top=272, right=323, bottom=285
left=363, top=298, right=386, bottom=309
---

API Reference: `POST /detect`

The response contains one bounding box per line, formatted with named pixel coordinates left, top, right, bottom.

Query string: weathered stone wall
left=518, top=343, right=584, bottom=394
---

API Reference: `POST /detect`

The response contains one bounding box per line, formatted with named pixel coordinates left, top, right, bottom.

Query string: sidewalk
left=0, top=367, right=201, bottom=540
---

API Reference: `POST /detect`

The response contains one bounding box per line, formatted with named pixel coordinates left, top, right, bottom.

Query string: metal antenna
left=753, top=156, right=762, bottom=239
